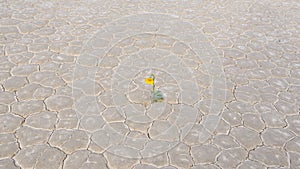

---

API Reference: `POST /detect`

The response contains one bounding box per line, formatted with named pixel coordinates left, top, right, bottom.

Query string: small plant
left=145, top=74, right=164, bottom=103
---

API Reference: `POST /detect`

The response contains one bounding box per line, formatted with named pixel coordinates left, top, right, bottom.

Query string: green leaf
left=151, top=90, right=164, bottom=102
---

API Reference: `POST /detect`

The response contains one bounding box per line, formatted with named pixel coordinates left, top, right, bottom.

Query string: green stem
left=150, top=74, right=155, bottom=92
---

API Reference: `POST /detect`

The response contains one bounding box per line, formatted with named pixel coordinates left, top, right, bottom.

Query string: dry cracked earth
left=0, top=0, right=300, bottom=169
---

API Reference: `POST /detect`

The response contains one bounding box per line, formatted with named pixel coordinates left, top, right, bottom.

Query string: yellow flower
left=145, top=77, right=154, bottom=85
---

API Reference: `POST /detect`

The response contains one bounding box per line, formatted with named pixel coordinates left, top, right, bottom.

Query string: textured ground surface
left=0, top=0, right=300, bottom=169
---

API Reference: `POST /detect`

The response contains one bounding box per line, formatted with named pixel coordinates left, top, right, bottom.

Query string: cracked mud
left=0, top=0, right=299, bottom=169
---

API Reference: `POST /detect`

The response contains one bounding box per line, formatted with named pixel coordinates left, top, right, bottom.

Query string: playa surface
left=0, top=0, right=299, bottom=168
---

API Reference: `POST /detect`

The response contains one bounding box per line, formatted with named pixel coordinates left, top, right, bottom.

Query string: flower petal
left=145, top=78, right=154, bottom=85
